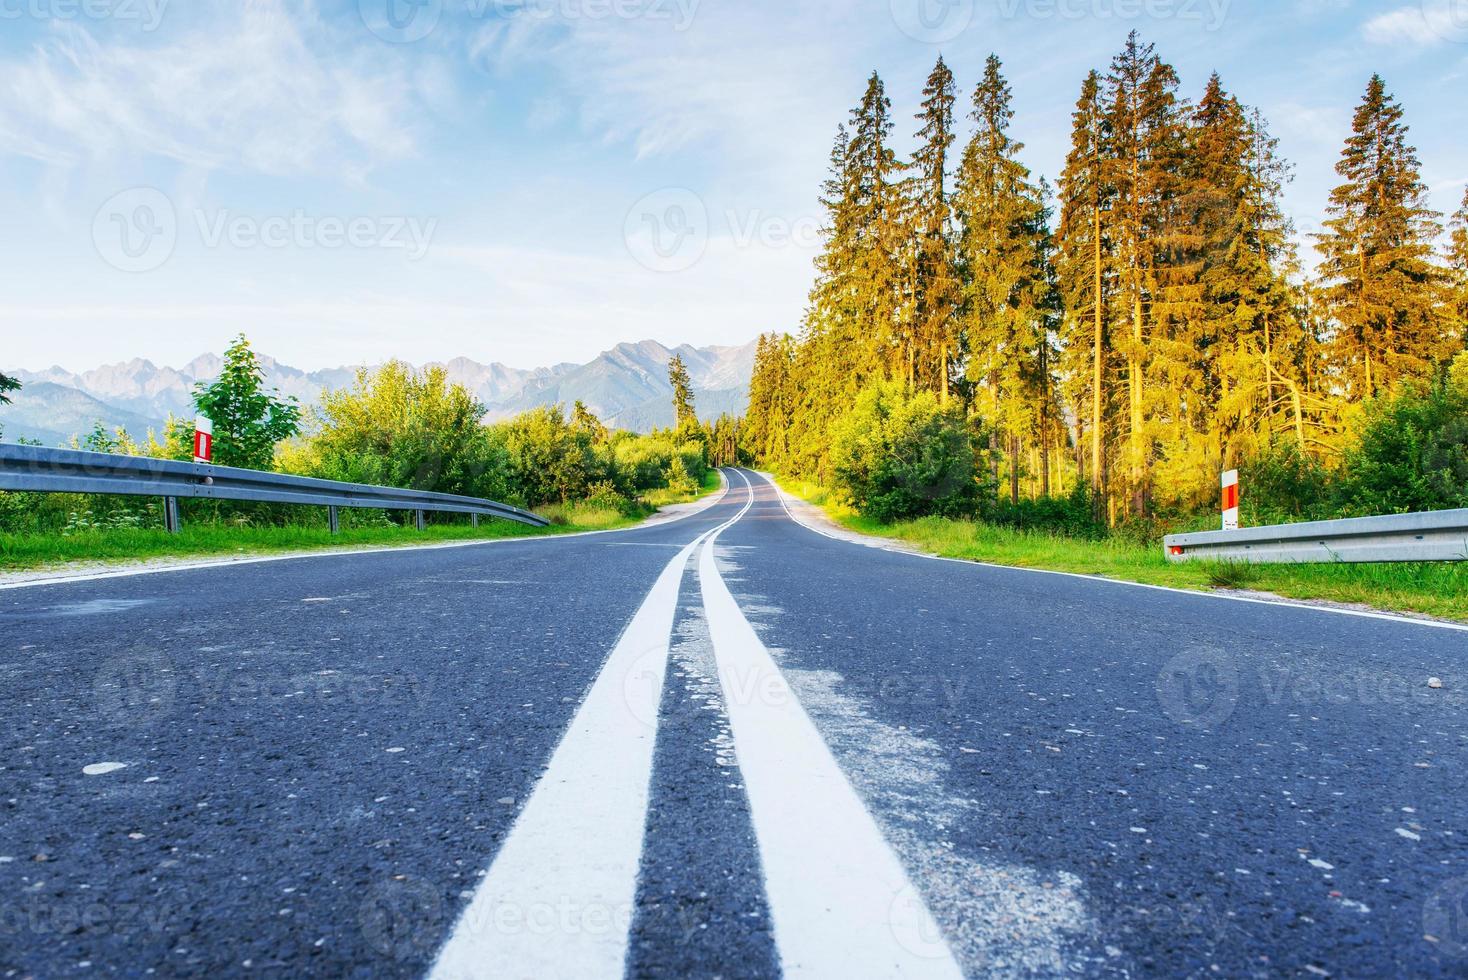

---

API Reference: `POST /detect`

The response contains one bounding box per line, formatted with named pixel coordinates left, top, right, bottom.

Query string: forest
left=741, top=33, right=1468, bottom=532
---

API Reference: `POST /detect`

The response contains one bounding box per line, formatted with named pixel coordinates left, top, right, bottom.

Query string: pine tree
left=0, top=372, right=18, bottom=406
left=571, top=400, right=609, bottom=442
left=847, top=72, right=905, bottom=377
left=792, top=75, right=903, bottom=479
left=1449, top=188, right=1468, bottom=344
left=1056, top=69, right=1114, bottom=513
left=903, top=56, right=960, bottom=397
left=1106, top=31, right=1184, bottom=516
left=954, top=54, right=1053, bottom=503
left=1161, top=75, right=1314, bottom=501
left=1316, top=75, right=1451, bottom=399
left=668, top=355, right=698, bottom=431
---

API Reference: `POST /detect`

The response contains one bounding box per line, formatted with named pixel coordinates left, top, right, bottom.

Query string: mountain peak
left=2, top=336, right=763, bottom=443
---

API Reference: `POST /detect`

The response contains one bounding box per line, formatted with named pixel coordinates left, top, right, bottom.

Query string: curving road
left=1, top=469, right=1465, bottom=977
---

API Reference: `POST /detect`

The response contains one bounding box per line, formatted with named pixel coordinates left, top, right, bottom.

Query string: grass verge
left=0, top=473, right=722, bottom=575
left=777, top=477, right=1468, bottom=624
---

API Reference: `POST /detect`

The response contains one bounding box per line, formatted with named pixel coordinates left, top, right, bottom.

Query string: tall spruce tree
left=742, top=333, right=796, bottom=464
left=668, top=355, right=698, bottom=431
left=1167, top=75, right=1312, bottom=492
left=1106, top=31, right=1184, bottom=517
left=1057, top=69, right=1115, bottom=514
left=903, top=56, right=960, bottom=397
left=1316, top=75, right=1450, bottom=399
left=955, top=54, right=1053, bottom=502
left=1450, top=188, right=1468, bottom=345
left=847, top=72, right=904, bottom=376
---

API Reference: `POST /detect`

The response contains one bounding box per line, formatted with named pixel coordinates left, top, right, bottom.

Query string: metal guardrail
left=0, top=443, right=549, bottom=532
left=1164, top=509, right=1468, bottom=564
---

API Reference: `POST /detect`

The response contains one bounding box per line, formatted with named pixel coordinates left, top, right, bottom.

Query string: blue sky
left=2, top=0, right=1465, bottom=372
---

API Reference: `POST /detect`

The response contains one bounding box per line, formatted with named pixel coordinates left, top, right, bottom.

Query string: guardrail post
left=415, top=509, right=425, bottom=532
left=328, top=506, right=340, bottom=535
left=472, top=514, right=479, bottom=529
left=163, top=497, right=180, bottom=535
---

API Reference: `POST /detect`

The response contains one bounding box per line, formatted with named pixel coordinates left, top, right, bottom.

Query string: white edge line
left=748, top=470, right=1468, bottom=635
left=0, top=474, right=733, bottom=593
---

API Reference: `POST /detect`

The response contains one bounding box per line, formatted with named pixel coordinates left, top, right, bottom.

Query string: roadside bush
left=309, top=361, right=513, bottom=501
left=611, top=434, right=707, bottom=494
left=829, top=382, right=980, bottom=523
left=1333, top=373, right=1468, bottom=516
left=495, top=405, right=611, bottom=506
left=583, top=480, right=640, bottom=518
left=1239, top=440, right=1335, bottom=526
left=980, top=483, right=1107, bottom=539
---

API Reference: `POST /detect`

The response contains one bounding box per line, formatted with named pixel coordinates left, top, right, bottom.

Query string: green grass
left=777, top=477, right=1468, bottom=623
left=0, top=474, right=721, bottom=575
left=640, top=468, right=723, bottom=508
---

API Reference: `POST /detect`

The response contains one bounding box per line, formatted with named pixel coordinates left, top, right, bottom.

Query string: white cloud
left=0, top=0, right=419, bottom=176
left=1363, top=1, right=1468, bottom=46
left=467, top=0, right=857, bottom=168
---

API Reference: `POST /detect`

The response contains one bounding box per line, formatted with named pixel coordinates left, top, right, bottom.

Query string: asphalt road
left=1, top=469, right=1465, bottom=978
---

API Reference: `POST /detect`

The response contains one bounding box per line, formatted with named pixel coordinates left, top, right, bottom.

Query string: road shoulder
left=756, top=471, right=1468, bottom=631
left=0, top=477, right=731, bottom=590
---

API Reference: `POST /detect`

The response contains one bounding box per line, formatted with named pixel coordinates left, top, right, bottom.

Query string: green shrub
left=495, top=405, right=607, bottom=506
left=980, top=483, right=1107, bottom=539
left=310, top=361, right=513, bottom=502
left=1240, top=440, right=1335, bottom=526
left=1335, top=376, right=1468, bottom=515
left=830, top=382, right=980, bottom=523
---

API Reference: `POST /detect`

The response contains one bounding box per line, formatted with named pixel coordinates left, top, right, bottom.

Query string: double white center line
left=431, top=471, right=960, bottom=979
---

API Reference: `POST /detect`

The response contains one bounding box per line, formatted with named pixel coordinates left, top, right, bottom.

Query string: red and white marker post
left=193, top=416, right=214, bottom=464
left=1221, top=469, right=1240, bottom=531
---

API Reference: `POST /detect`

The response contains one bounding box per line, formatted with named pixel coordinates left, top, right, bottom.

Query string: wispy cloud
left=1363, top=1, right=1468, bottom=46
left=0, top=0, right=418, bottom=176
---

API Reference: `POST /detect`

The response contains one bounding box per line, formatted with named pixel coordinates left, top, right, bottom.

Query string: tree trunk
left=1090, top=212, right=1105, bottom=520
left=1009, top=434, right=1021, bottom=505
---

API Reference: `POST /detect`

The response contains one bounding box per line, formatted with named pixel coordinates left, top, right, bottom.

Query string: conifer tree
left=668, top=355, right=698, bottom=433
left=846, top=72, right=905, bottom=378
left=794, top=75, right=903, bottom=479
left=954, top=54, right=1053, bottom=502
left=571, top=400, right=609, bottom=442
left=1056, top=69, right=1114, bottom=512
left=1163, top=75, right=1313, bottom=494
left=1316, top=75, right=1450, bottom=399
left=1106, top=31, right=1183, bottom=516
left=903, top=56, right=960, bottom=397
left=0, top=372, right=18, bottom=405
left=1450, top=188, right=1468, bottom=343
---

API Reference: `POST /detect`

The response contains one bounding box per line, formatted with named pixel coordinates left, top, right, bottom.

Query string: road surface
left=1, top=469, right=1465, bottom=977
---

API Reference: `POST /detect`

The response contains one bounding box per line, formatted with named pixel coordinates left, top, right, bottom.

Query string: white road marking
left=699, top=471, right=964, bottom=979
left=429, top=477, right=751, bottom=980
left=750, top=470, right=1468, bottom=634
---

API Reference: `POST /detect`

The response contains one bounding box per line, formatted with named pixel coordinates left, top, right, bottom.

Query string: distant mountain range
left=0, top=338, right=761, bottom=446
